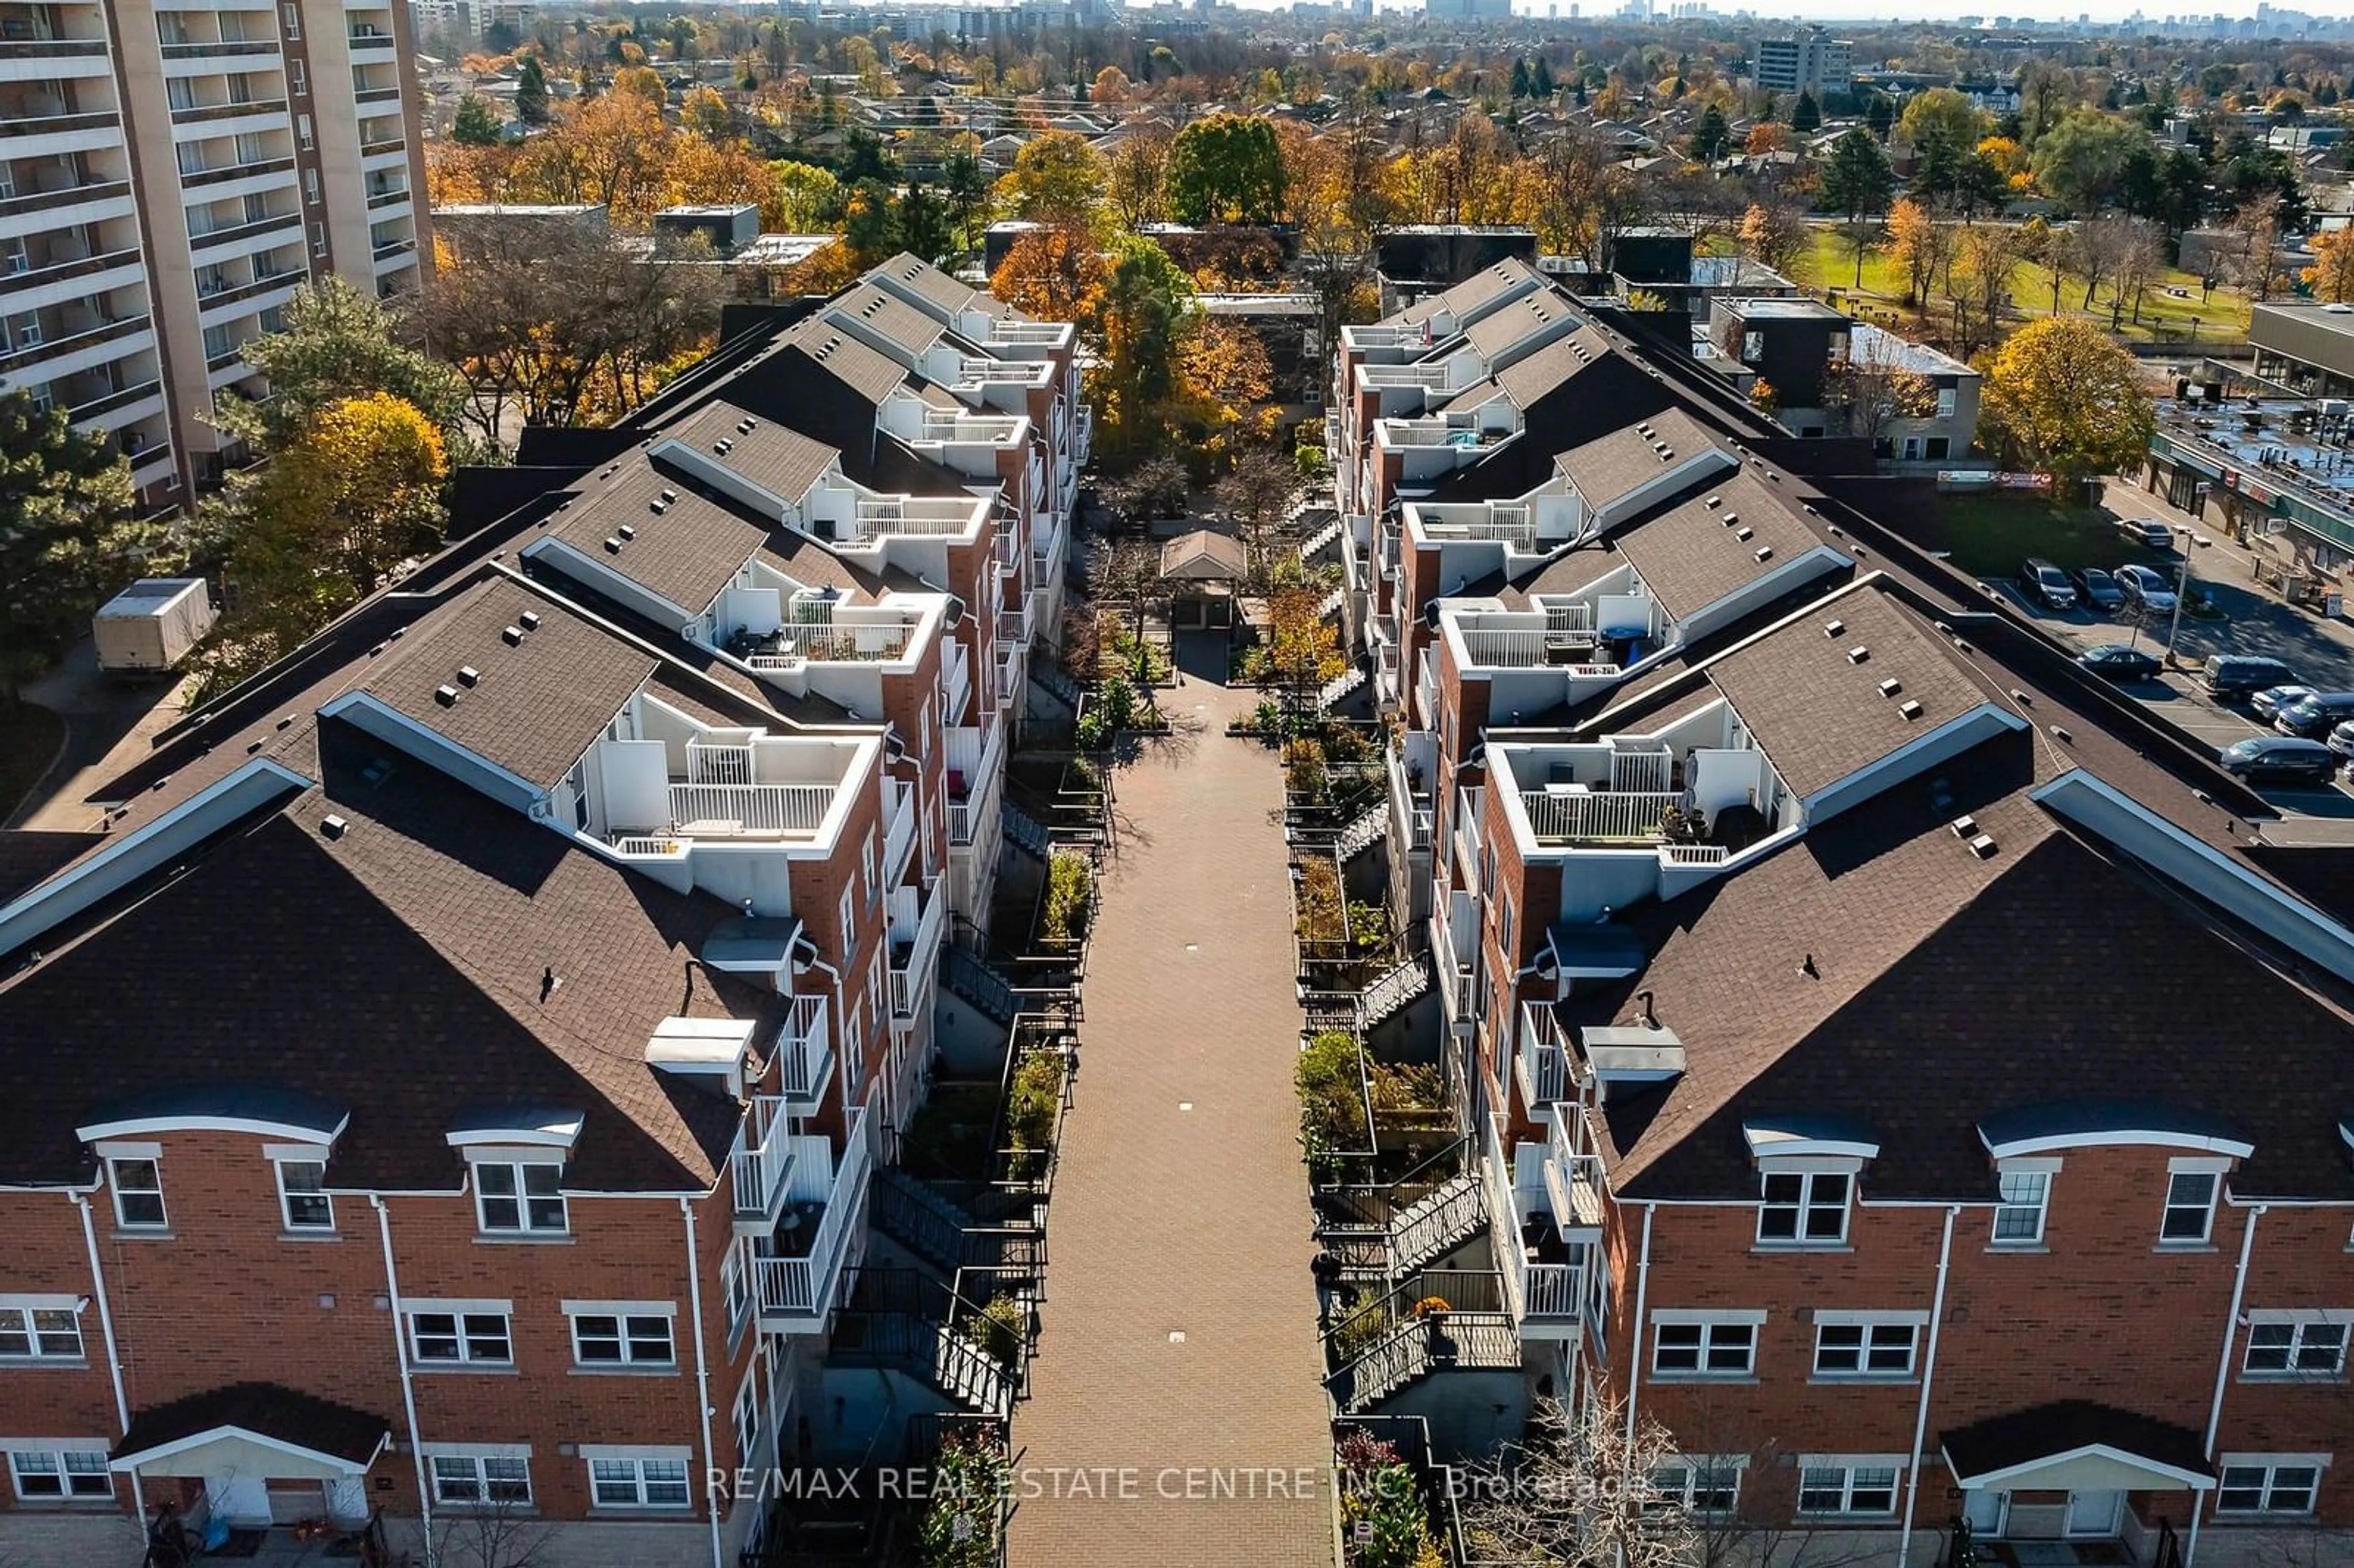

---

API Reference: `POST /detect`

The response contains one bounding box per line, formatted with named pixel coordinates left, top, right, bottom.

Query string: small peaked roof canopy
left=112, top=1383, right=391, bottom=1476
left=1941, top=1401, right=2214, bottom=1492
left=1978, top=1100, right=2253, bottom=1161
left=1159, top=529, right=1248, bottom=583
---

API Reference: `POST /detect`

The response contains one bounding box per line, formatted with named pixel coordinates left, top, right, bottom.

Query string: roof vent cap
left=618, top=523, right=636, bottom=539
left=1878, top=677, right=1902, bottom=698
left=1846, top=645, right=1869, bottom=664
left=1898, top=699, right=1923, bottom=720
left=433, top=685, right=459, bottom=707
left=660, top=488, right=677, bottom=503
left=501, top=625, right=524, bottom=646
left=1950, top=814, right=1977, bottom=837
left=1968, top=832, right=1998, bottom=858
left=519, top=612, right=541, bottom=631
left=1754, top=546, right=1773, bottom=561
left=456, top=666, right=481, bottom=687
left=604, top=536, right=623, bottom=553
left=1824, top=619, right=1845, bottom=637
left=1735, top=526, right=1753, bottom=541
left=321, top=815, right=348, bottom=840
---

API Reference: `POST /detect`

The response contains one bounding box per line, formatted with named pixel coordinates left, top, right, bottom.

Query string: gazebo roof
left=1159, top=529, right=1248, bottom=582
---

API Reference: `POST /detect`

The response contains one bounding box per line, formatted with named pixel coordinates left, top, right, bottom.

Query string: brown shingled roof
left=873, top=252, right=977, bottom=316
left=1398, top=257, right=1540, bottom=327
left=1613, top=471, right=1836, bottom=621
left=826, top=284, right=948, bottom=359
left=1555, top=407, right=1720, bottom=509
left=1494, top=325, right=1616, bottom=408
left=782, top=316, right=910, bottom=405
left=544, top=462, right=769, bottom=615
left=1704, top=586, right=1994, bottom=800
left=660, top=402, right=839, bottom=508
left=352, top=577, right=655, bottom=790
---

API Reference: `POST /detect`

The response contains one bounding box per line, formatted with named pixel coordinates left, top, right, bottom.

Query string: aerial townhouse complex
left=1319, top=257, right=2354, bottom=1567
left=0, top=0, right=427, bottom=513
left=0, top=254, right=1086, bottom=1567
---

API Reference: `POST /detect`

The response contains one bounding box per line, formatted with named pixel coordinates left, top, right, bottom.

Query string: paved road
left=1008, top=633, right=1336, bottom=1568
left=1987, top=478, right=2354, bottom=845
left=6, top=638, right=192, bottom=831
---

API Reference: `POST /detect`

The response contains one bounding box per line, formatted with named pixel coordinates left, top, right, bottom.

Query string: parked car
left=2114, top=563, right=2179, bottom=615
left=2276, top=693, right=2354, bottom=739
left=2120, top=517, right=2178, bottom=550
left=2069, top=566, right=2125, bottom=613
left=2328, top=721, right=2354, bottom=759
left=2253, top=685, right=2318, bottom=722
left=2219, top=736, right=2338, bottom=785
left=2078, top=644, right=2163, bottom=682
left=2201, top=655, right=2299, bottom=701
left=2019, top=557, right=2078, bottom=611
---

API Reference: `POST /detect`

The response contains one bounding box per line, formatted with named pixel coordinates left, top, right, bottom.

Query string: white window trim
left=563, top=1304, right=679, bottom=1369
left=424, top=1448, right=532, bottom=1509
left=2215, top=1455, right=2330, bottom=1515
left=1810, top=1313, right=1925, bottom=1380
left=1650, top=1310, right=1764, bottom=1379
left=5, top=1442, right=115, bottom=1503
left=1756, top=1166, right=1851, bottom=1246
left=0, top=1298, right=88, bottom=1362
left=271, top=1153, right=335, bottom=1232
left=106, top=1155, right=167, bottom=1231
left=1795, top=1455, right=1906, bottom=1518
left=1650, top=1454, right=1748, bottom=1515
left=405, top=1303, right=515, bottom=1367
left=1992, top=1163, right=2054, bottom=1246
left=584, top=1449, right=694, bottom=1511
left=2241, top=1312, right=2352, bottom=1379
left=471, top=1159, right=569, bottom=1236
left=2160, top=1165, right=2222, bottom=1246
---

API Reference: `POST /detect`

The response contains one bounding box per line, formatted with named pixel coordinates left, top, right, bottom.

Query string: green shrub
left=972, top=1293, right=1026, bottom=1368
left=918, top=1429, right=1010, bottom=1568
left=1295, top=857, right=1347, bottom=947
left=1297, top=1030, right=1368, bottom=1160
left=1042, top=851, right=1092, bottom=943
left=1073, top=709, right=1109, bottom=752
left=1005, top=1046, right=1065, bottom=1179
left=1099, top=674, right=1138, bottom=730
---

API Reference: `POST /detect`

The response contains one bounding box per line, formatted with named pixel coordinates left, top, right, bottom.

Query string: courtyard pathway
left=1008, top=634, right=1336, bottom=1568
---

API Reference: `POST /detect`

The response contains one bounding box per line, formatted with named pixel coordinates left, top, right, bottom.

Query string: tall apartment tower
left=0, top=0, right=429, bottom=513
left=1752, top=25, right=1853, bottom=99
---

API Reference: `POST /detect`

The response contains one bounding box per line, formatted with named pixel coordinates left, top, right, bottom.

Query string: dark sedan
left=2219, top=737, right=2338, bottom=786
left=2070, top=567, right=2126, bottom=613
left=2078, top=644, right=2163, bottom=682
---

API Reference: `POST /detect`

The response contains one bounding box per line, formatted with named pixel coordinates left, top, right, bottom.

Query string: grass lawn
left=1789, top=224, right=2255, bottom=350
left=1935, top=494, right=2171, bottom=578
left=0, top=701, right=63, bottom=824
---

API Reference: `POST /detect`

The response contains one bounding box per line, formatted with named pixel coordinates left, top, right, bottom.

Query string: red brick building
left=1337, top=271, right=2354, bottom=1567
left=0, top=256, right=1087, bottom=1567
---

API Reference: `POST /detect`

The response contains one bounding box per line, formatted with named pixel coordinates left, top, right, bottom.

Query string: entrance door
left=1902, top=436, right=1925, bottom=462
left=1962, top=1489, right=2009, bottom=1539
left=2065, top=1490, right=2124, bottom=1537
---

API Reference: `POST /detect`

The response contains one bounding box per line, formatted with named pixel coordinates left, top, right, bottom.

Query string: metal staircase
left=943, top=946, right=1020, bottom=1027
left=1336, top=806, right=1387, bottom=862
left=1000, top=801, right=1052, bottom=861
left=1358, top=950, right=1434, bottom=1032
left=1298, top=517, right=1344, bottom=563
left=1317, top=662, right=1369, bottom=712
left=1388, top=1173, right=1486, bottom=1277
left=1029, top=660, right=1086, bottom=713
left=831, top=1268, right=1019, bottom=1418
left=1327, top=1311, right=1519, bottom=1412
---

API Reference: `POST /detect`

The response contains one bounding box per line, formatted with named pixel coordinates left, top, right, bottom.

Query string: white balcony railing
left=669, top=782, right=834, bottom=836
left=920, top=413, right=1022, bottom=444
left=995, top=601, right=1031, bottom=649
left=1523, top=1260, right=1583, bottom=1319
left=1546, top=1113, right=1606, bottom=1234
left=777, top=994, right=830, bottom=1110
left=755, top=1108, right=870, bottom=1320
left=888, top=880, right=947, bottom=1021
left=884, top=783, right=916, bottom=886
left=1520, top=790, right=1677, bottom=846
left=853, top=497, right=978, bottom=538
left=730, top=1096, right=794, bottom=1220
left=1518, top=1001, right=1569, bottom=1108
left=743, top=622, right=916, bottom=665
left=942, top=638, right=972, bottom=726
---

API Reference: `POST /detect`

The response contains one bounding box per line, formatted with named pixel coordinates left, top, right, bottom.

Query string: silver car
left=2253, top=684, right=2318, bottom=722
left=2114, top=563, right=2179, bottom=615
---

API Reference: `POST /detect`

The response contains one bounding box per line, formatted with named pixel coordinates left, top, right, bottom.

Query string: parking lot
left=1988, top=481, right=2354, bottom=845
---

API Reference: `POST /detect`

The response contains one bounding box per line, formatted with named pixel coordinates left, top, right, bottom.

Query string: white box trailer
left=93, top=578, right=216, bottom=674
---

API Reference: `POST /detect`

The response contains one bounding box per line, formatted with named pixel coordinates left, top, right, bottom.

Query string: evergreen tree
left=516, top=54, right=550, bottom=126
left=0, top=390, right=154, bottom=696
left=1689, top=104, right=1730, bottom=162
left=1533, top=57, right=1555, bottom=97
left=1865, top=90, right=1895, bottom=139
left=1510, top=58, right=1531, bottom=99
left=1791, top=90, right=1821, bottom=132
left=451, top=94, right=503, bottom=147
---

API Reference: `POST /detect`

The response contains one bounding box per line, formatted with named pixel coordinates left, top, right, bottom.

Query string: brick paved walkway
left=1009, top=635, right=1336, bottom=1568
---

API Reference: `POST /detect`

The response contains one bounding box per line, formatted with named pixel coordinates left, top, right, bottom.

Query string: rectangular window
left=430, top=1454, right=529, bottom=1506
left=1813, top=1320, right=1919, bottom=1378
left=861, top=828, right=878, bottom=910
left=733, top=1372, right=761, bottom=1466
left=109, top=1157, right=166, bottom=1230
left=1652, top=1319, right=1757, bottom=1377
left=1993, top=1171, right=2049, bottom=1244
left=7, top=1448, right=111, bottom=1501
left=2217, top=1463, right=2321, bottom=1515
left=2162, top=1170, right=2218, bottom=1244
left=588, top=1456, right=691, bottom=1509
left=2244, top=1320, right=2350, bottom=1378
left=1647, top=1458, right=1742, bottom=1516
left=296, top=113, right=313, bottom=150
left=474, top=1162, right=566, bottom=1234
left=409, top=1311, right=512, bottom=1366
left=280, top=1, right=298, bottom=37
left=310, top=222, right=326, bottom=256
left=0, top=1306, right=83, bottom=1360
left=304, top=167, right=319, bottom=205
left=1798, top=1463, right=1900, bottom=1517
left=1936, top=386, right=1959, bottom=419
left=839, top=886, right=855, bottom=957
left=569, top=1312, right=675, bottom=1368
left=1758, top=1170, right=1848, bottom=1244
left=290, top=58, right=305, bottom=96
left=275, top=1158, right=333, bottom=1231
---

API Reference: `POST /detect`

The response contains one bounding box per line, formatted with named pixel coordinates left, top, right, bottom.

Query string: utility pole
left=2163, top=527, right=2193, bottom=667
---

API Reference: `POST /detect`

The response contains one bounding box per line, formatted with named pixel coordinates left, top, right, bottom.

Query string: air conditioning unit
left=1450, top=1018, right=1476, bottom=1038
